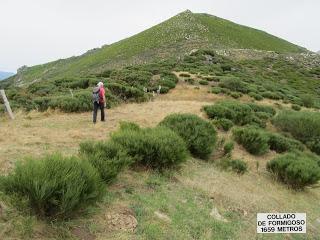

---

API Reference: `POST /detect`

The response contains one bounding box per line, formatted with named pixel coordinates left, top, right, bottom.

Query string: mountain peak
left=7, top=11, right=306, bottom=85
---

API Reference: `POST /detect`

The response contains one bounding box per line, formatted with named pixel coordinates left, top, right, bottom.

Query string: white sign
left=257, top=213, right=306, bottom=233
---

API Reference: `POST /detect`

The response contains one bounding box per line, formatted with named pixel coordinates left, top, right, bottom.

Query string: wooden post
left=0, top=89, right=14, bottom=120
left=69, top=89, right=74, bottom=98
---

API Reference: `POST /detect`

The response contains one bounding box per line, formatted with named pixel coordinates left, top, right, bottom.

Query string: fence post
left=0, top=89, right=14, bottom=120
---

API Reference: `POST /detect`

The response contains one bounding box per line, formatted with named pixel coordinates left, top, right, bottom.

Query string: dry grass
left=1, top=83, right=320, bottom=239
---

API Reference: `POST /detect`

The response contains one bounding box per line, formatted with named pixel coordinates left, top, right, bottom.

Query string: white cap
left=97, top=82, right=104, bottom=87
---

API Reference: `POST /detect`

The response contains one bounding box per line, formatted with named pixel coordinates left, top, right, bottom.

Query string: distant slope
left=317, top=50, right=320, bottom=55
left=0, top=71, right=15, bottom=81
left=9, top=10, right=306, bottom=85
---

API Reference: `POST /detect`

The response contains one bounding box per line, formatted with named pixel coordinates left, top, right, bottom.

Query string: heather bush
left=233, top=127, right=269, bottom=155
left=267, top=133, right=304, bottom=153
left=230, top=92, right=241, bottom=99
left=203, top=101, right=274, bottom=128
left=219, top=78, right=249, bottom=93
left=249, top=92, right=263, bottom=101
left=211, top=87, right=222, bottom=94
left=261, top=91, right=281, bottom=100
left=223, top=141, right=234, bottom=155
left=291, top=104, right=301, bottom=111
left=267, top=152, right=320, bottom=189
left=218, top=158, right=248, bottom=175
left=272, top=111, right=320, bottom=154
left=229, top=159, right=248, bottom=174
left=199, top=80, right=209, bottom=85
left=159, top=114, right=217, bottom=159
left=79, top=141, right=132, bottom=183
left=246, top=103, right=276, bottom=116
left=110, top=126, right=188, bottom=169
left=0, top=154, right=104, bottom=218
left=213, top=118, right=234, bottom=131
left=300, top=94, right=315, bottom=108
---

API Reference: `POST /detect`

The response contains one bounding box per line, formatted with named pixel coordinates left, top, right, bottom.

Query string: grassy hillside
left=7, top=10, right=305, bottom=85
left=1, top=85, right=320, bottom=239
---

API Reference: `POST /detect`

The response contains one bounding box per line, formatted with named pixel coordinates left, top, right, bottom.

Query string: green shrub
left=119, top=121, right=141, bottom=131
left=272, top=111, right=320, bottom=154
left=219, top=158, right=248, bottom=175
left=267, top=152, right=320, bottom=189
left=249, top=92, right=263, bottom=101
left=229, top=159, right=248, bottom=174
left=268, top=133, right=304, bottom=153
left=107, top=83, right=145, bottom=101
left=159, top=114, right=217, bottom=159
left=233, top=127, right=269, bottom=155
left=246, top=103, right=276, bottom=116
left=203, top=101, right=253, bottom=125
left=300, top=94, right=315, bottom=108
left=230, top=92, right=241, bottom=99
left=291, top=104, right=301, bottom=111
left=199, top=80, right=209, bottom=85
left=213, top=118, right=234, bottom=131
left=224, top=141, right=234, bottom=155
left=110, top=126, right=188, bottom=169
left=261, top=91, right=281, bottom=100
left=79, top=141, right=132, bottom=183
left=219, top=78, right=249, bottom=93
left=306, top=140, right=320, bottom=155
left=211, top=87, right=222, bottom=94
left=159, top=79, right=176, bottom=89
left=0, top=154, right=104, bottom=218
left=160, top=86, right=170, bottom=94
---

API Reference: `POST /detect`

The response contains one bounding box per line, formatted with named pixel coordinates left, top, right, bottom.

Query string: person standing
left=92, top=82, right=106, bottom=123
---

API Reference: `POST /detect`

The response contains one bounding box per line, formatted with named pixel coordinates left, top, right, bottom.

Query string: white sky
left=1, top=0, right=319, bottom=72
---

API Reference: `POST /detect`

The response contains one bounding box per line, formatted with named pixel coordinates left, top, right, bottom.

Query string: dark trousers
left=93, top=102, right=105, bottom=123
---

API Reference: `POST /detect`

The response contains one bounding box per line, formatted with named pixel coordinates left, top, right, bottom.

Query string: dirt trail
left=0, top=84, right=215, bottom=172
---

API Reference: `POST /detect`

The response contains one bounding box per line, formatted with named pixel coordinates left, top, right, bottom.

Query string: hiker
left=92, top=82, right=106, bottom=123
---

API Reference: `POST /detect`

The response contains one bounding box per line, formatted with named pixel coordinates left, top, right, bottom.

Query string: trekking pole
left=0, top=89, right=14, bottom=120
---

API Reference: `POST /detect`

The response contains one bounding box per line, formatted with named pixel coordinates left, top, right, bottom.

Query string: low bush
left=272, top=111, right=320, bottom=154
left=246, top=103, right=276, bottom=116
left=261, top=91, right=281, bottom=100
left=199, top=80, right=209, bottom=85
left=159, top=79, right=176, bottom=89
left=300, top=94, right=315, bottom=108
left=159, top=114, right=217, bottom=159
left=268, top=133, right=304, bottom=153
left=110, top=125, right=188, bottom=169
left=160, top=86, right=170, bottom=94
left=219, top=78, right=249, bottom=93
left=267, top=152, right=320, bottom=189
left=224, top=141, right=234, bottom=155
left=229, top=159, right=248, bottom=174
left=218, top=158, right=248, bottom=175
left=233, top=127, right=269, bottom=155
left=230, top=92, right=241, bottom=99
left=212, top=87, right=222, bottom=94
left=291, top=104, right=301, bottom=111
left=79, top=141, right=132, bottom=183
left=249, top=92, right=263, bottom=101
left=213, top=118, right=234, bottom=131
left=0, top=154, right=104, bottom=218
left=203, top=101, right=274, bottom=128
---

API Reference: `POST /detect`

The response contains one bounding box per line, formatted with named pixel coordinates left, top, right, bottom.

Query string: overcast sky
left=1, top=0, right=319, bottom=72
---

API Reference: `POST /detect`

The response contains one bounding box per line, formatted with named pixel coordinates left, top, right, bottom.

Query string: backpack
left=92, top=87, right=100, bottom=103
